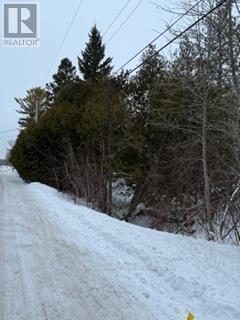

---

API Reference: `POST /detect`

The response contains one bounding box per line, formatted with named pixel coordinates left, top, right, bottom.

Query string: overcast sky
left=0, top=0, right=180, bottom=158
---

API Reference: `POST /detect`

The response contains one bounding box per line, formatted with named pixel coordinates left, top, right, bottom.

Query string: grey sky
left=0, top=0, right=178, bottom=158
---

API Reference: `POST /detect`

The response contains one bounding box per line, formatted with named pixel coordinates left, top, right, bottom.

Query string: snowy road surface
left=0, top=167, right=240, bottom=320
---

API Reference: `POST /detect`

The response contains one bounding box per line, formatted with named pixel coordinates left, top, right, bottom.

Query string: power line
left=106, top=0, right=144, bottom=45
left=103, top=0, right=131, bottom=37
left=43, top=0, right=85, bottom=85
left=127, top=0, right=227, bottom=76
left=116, top=0, right=204, bottom=73
left=0, top=129, right=18, bottom=135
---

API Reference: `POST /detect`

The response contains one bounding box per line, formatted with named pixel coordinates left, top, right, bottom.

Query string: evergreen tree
left=129, top=44, right=167, bottom=121
left=78, top=25, right=113, bottom=82
left=46, top=58, right=78, bottom=105
left=15, top=87, right=46, bottom=130
left=137, top=44, right=166, bottom=88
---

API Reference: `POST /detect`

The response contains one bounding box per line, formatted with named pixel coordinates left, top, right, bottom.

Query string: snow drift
left=0, top=167, right=239, bottom=320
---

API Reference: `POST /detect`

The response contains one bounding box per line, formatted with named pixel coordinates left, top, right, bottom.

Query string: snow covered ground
left=0, top=166, right=239, bottom=320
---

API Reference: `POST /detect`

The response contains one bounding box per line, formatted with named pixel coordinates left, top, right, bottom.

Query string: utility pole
left=35, top=101, right=39, bottom=123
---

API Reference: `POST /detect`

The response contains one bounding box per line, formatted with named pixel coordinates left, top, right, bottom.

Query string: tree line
left=10, top=0, right=240, bottom=244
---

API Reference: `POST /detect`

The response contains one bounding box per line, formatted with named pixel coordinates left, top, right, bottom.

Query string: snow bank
left=28, top=180, right=240, bottom=320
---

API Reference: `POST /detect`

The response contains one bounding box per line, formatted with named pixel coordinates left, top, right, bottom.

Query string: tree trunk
left=202, top=91, right=214, bottom=237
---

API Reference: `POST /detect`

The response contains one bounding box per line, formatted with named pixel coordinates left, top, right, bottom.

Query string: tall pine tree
left=78, top=25, right=113, bottom=82
left=46, top=58, right=78, bottom=106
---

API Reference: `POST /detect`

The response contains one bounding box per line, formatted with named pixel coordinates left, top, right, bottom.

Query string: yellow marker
left=187, top=313, right=195, bottom=320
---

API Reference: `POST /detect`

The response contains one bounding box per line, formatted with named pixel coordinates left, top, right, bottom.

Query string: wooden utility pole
left=35, top=101, right=39, bottom=123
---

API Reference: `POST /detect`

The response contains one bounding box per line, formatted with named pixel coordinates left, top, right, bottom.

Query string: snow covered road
left=0, top=167, right=240, bottom=320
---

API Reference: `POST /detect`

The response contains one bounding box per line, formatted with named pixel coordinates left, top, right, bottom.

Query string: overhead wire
left=43, top=0, right=85, bottom=85
left=0, top=129, right=18, bottom=135
left=106, top=0, right=145, bottom=45
left=126, top=0, right=227, bottom=75
left=103, top=0, right=131, bottom=37
left=116, top=0, right=205, bottom=73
